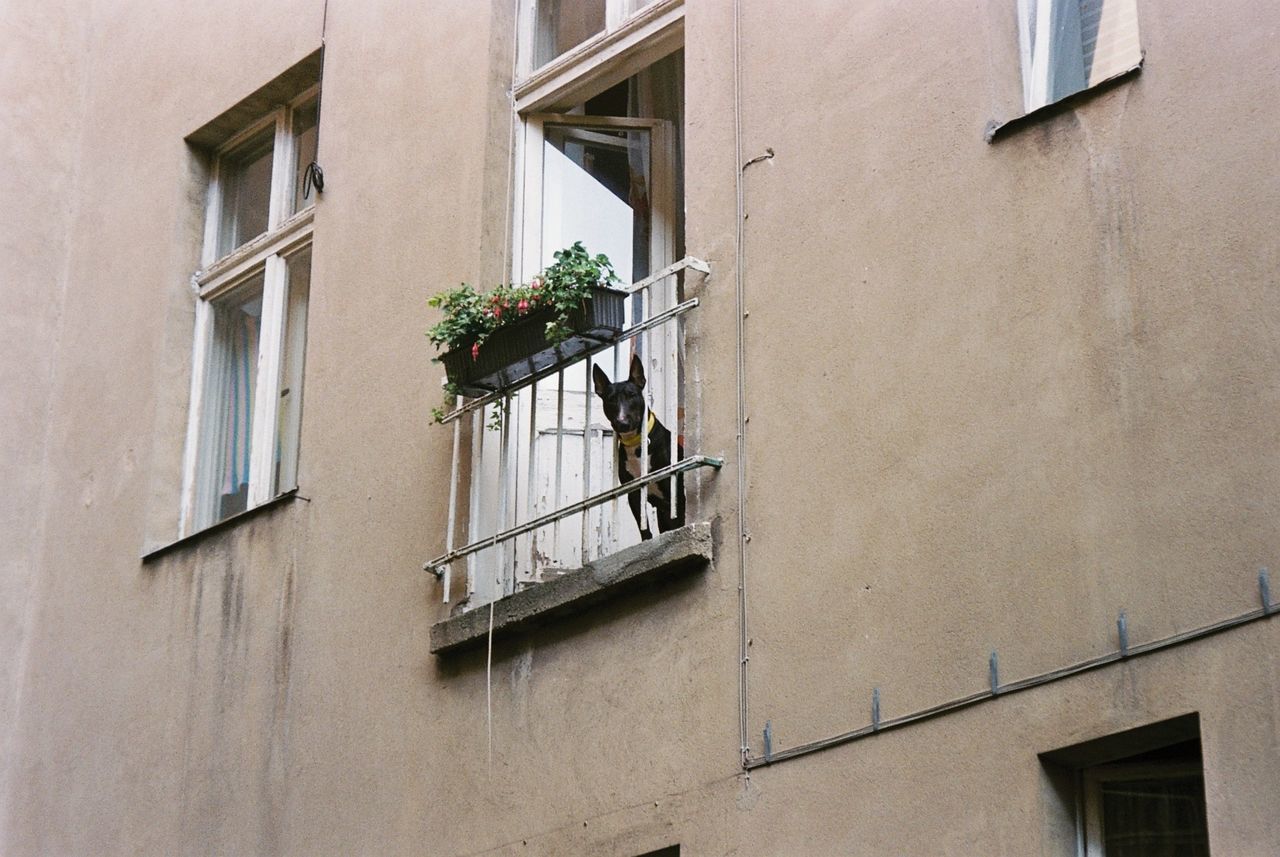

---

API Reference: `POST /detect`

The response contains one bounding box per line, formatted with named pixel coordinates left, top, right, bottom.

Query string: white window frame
left=514, top=113, right=676, bottom=285
left=1017, top=0, right=1142, bottom=113
left=179, top=85, right=318, bottom=536
left=1080, top=762, right=1208, bottom=857
left=451, top=0, right=685, bottom=605
left=515, top=0, right=683, bottom=112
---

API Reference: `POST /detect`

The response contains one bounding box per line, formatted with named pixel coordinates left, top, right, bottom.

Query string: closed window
left=1017, top=0, right=1142, bottom=111
left=1041, top=715, right=1211, bottom=857
left=522, top=0, right=660, bottom=73
left=181, top=83, right=318, bottom=534
left=1083, top=751, right=1210, bottom=857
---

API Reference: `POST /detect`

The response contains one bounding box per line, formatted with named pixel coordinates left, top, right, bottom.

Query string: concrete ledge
left=430, top=523, right=713, bottom=655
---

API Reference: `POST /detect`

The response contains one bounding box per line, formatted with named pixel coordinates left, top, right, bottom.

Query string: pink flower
left=471, top=342, right=481, bottom=361
left=517, top=299, right=529, bottom=314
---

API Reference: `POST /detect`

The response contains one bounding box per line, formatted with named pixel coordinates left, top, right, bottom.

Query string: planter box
left=439, top=287, right=627, bottom=397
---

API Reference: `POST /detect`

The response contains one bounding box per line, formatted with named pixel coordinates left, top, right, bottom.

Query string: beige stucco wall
left=2, top=0, right=1277, bottom=855
left=0, top=0, right=88, bottom=840
left=735, top=0, right=1280, bottom=753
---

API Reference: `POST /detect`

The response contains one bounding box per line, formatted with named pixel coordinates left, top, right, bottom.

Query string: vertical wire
left=302, top=0, right=329, bottom=201
left=733, top=0, right=753, bottom=767
left=486, top=599, right=495, bottom=774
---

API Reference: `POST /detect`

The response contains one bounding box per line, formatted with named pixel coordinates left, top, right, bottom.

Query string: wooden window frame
left=1080, top=762, right=1208, bottom=857
left=179, top=86, right=318, bottom=536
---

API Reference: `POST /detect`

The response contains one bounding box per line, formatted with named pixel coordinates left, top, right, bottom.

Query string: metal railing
left=425, top=257, right=721, bottom=606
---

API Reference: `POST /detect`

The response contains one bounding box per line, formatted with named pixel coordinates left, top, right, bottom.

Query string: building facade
left=3, top=0, right=1278, bottom=854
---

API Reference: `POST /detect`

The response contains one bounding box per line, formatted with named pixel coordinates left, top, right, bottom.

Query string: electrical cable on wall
left=732, top=0, right=753, bottom=771
left=302, top=0, right=330, bottom=199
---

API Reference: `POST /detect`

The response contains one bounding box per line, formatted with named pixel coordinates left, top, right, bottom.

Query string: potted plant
left=427, top=242, right=625, bottom=400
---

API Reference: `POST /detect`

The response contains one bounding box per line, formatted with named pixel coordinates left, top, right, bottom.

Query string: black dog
left=592, top=355, right=685, bottom=540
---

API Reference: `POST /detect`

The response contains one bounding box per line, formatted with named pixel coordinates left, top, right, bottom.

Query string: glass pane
left=201, top=273, right=265, bottom=526
left=1022, top=0, right=1141, bottom=111
left=542, top=123, right=650, bottom=283
left=534, top=0, right=606, bottom=68
left=1100, top=774, right=1210, bottom=857
left=291, top=98, right=319, bottom=214
left=1081, top=0, right=1141, bottom=87
left=273, top=247, right=311, bottom=494
left=217, top=127, right=275, bottom=257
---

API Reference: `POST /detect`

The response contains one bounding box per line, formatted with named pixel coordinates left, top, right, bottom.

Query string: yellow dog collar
left=617, top=412, right=656, bottom=449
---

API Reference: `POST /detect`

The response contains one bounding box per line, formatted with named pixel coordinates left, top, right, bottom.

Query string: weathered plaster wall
left=1, top=0, right=331, bottom=853
left=0, top=0, right=89, bottom=840
left=734, top=0, right=1280, bottom=754
left=2, top=0, right=1277, bottom=854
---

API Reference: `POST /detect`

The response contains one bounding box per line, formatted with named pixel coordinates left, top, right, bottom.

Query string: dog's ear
left=592, top=364, right=611, bottom=398
left=629, top=354, right=646, bottom=390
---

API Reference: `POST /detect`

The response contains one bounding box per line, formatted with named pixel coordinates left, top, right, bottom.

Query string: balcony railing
left=425, top=257, right=721, bottom=607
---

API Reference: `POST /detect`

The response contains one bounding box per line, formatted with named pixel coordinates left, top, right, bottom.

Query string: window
left=1017, top=0, right=1141, bottom=112
left=1082, top=748, right=1210, bottom=856
left=1041, top=715, right=1211, bottom=857
left=519, top=0, right=663, bottom=75
left=466, top=8, right=685, bottom=604
left=425, top=1, right=706, bottom=612
left=180, top=81, right=318, bottom=535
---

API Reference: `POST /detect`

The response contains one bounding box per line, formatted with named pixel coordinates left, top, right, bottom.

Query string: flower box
left=440, top=286, right=627, bottom=397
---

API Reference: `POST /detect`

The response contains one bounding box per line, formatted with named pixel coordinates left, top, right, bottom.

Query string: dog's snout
left=616, top=410, right=639, bottom=432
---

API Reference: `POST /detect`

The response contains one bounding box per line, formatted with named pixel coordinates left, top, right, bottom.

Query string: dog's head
left=592, top=355, right=647, bottom=436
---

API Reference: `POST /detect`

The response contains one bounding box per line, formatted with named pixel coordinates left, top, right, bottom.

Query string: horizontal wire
left=746, top=604, right=1275, bottom=770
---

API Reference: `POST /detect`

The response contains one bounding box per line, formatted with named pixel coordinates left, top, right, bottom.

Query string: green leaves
left=425, top=242, right=619, bottom=356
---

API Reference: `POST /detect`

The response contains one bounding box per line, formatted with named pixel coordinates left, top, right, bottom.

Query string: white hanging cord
left=486, top=599, right=495, bottom=774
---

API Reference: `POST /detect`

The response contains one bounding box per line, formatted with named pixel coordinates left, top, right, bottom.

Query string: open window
left=470, top=53, right=686, bottom=605
left=426, top=4, right=719, bottom=620
left=180, top=69, right=319, bottom=535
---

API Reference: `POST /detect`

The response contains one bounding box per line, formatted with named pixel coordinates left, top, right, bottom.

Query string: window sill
left=140, top=489, right=304, bottom=563
left=984, top=62, right=1142, bottom=143
left=429, top=522, right=713, bottom=655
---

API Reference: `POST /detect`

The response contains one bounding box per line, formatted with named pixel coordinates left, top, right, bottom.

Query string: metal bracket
left=1261, top=568, right=1274, bottom=615
left=989, top=651, right=1001, bottom=695
left=1117, top=610, right=1130, bottom=657
left=871, top=688, right=881, bottom=730
left=763, top=721, right=773, bottom=762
